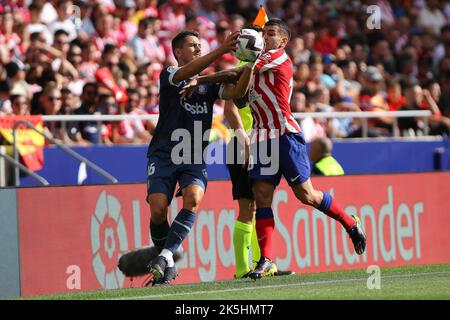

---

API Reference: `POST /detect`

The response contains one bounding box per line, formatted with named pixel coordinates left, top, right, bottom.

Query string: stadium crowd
left=0, top=0, right=450, bottom=145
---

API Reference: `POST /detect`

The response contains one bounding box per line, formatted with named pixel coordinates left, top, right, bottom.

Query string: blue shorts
left=248, top=132, right=310, bottom=187
left=147, top=152, right=208, bottom=203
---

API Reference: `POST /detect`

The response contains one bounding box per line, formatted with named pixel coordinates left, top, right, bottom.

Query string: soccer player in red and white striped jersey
left=247, top=19, right=367, bottom=280
left=248, top=38, right=301, bottom=142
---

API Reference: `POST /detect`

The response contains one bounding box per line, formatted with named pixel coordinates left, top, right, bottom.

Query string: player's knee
left=253, top=187, right=273, bottom=207
left=150, top=205, right=167, bottom=224
left=148, top=194, right=169, bottom=223
left=182, top=189, right=203, bottom=212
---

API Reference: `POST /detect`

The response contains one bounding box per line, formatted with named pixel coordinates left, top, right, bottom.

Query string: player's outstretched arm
left=172, top=31, right=240, bottom=84
left=179, top=66, right=247, bottom=99
left=220, top=64, right=255, bottom=100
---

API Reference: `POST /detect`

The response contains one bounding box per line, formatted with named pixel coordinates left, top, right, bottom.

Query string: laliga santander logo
left=91, top=191, right=129, bottom=289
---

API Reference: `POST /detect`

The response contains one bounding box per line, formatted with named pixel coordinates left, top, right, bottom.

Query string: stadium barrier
left=17, top=136, right=450, bottom=186
left=39, top=109, right=432, bottom=139
left=1, top=171, right=449, bottom=297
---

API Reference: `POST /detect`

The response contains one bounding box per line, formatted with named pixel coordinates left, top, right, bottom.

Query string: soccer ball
left=234, top=29, right=265, bottom=62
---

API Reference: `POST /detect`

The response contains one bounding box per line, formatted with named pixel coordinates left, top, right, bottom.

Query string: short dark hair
left=138, top=17, right=150, bottom=29
left=5, top=62, right=20, bottom=78
left=10, top=94, right=25, bottom=105
left=102, top=43, right=118, bottom=57
left=0, top=80, right=11, bottom=93
left=61, top=87, right=72, bottom=95
left=245, top=24, right=263, bottom=34
left=265, top=18, right=291, bottom=40
left=54, top=29, right=69, bottom=38
left=171, top=30, right=199, bottom=60
left=82, top=82, right=98, bottom=94
left=172, top=30, right=199, bottom=50
left=30, top=31, right=43, bottom=42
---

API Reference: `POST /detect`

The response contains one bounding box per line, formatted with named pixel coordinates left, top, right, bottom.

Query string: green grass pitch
left=20, top=263, right=450, bottom=300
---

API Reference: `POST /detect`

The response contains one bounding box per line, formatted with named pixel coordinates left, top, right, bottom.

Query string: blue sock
left=318, top=191, right=332, bottom=212
left=255, top=207, right=274, bottom=219
left=150, top=219, right=170, bottom=251
left=164, top=209, right=196, bottom=253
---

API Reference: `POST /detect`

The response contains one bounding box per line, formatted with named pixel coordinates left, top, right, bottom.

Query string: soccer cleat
left=152, top=265, right=178, bottom=286
left=118, top=246, right=184, bottom=278
left=347, top=215, right=367, bottom=255
left=248, top=257, right=278, bottom=280
left=234, top=270, right=253, bottom=279
left=148, top=255, right=168, bottom=281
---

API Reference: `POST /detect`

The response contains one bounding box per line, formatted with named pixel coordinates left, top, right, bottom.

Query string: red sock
left=325, top=199, right=356, bottom=230
left=255, top=218, right=274, bottom=260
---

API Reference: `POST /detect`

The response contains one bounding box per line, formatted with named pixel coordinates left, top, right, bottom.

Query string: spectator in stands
left=78, top=41, right=98, bottom=81
left=0, top=10, right=21, bottom=63
left=100, top=43, right=124, bottom=83
left=51, top=29, right=79, bottom=81
left=92, top=11, right=124, bottom=53
left=35, top=82, right=73, bottom=142
left=145, top=83, right=159, bottom=114
left=2, top=0, right=450, bottom=145
left=71, top=82, right=101, bottom=144
left=197, top=0, right=227, bottom=24
left=336, top=59, right=361, bottom=103
left=353, top=66, right=393, bottom=137
left=314, top=17, right=341, bottom=55
left=5, top=61, right=30, bottom=100
left=309, top=136, right=344, bottom=176
left=399, top=81, right=450, bottom=137
left=290, top=88, right=307, bottom=113
left=74, top=0, right=95, bottom=41
left=305, top=60, right=330, bottom=93
left=159, top=0, right=191, bottom=34
left=114, top=88, right=151, bottom=144
left=417, top=0, right=447, bottom=35
left=27, top=2, right=52, bottom=45
left=49, top=0, right=78, bottom=41
left=301, top=89, right=329, bottom=143
left=293, top=62, right=310, bottom=91
left=10, top=94, right=30, bottom=116
left=0, top=80, right=11, bottom=115
left=229, top=14, right=245, bottom=33
left=129, top=17, right=165, bottom=66
left=114, top=0, right=138, bottom=43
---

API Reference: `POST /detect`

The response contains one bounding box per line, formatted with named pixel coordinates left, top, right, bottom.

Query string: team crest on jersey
left=260, top=53, right=271, bottom=62
left=197, top=85, right=207, bottom=95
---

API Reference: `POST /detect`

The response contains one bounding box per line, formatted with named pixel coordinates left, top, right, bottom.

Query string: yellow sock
left=251, top=219, right=261, bottom=269
left=233, top=220, right=253, bottom=278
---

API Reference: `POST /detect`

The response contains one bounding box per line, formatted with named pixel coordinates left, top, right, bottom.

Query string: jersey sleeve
left=160, top=66, right=182, bottom=90
left=254, top=50, right=288, bottom=74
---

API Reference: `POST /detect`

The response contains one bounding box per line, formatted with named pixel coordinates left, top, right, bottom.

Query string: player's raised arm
left=220, top=64, right=255, bottom=100
left=171, top=31, right=240, bottom=85
left=179, top=66, right=246, bottom=99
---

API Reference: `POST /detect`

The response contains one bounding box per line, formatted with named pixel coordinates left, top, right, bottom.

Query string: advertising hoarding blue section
left=0, top=189, right=20, bottom=298
left=20, top=138, right=449, bottom=186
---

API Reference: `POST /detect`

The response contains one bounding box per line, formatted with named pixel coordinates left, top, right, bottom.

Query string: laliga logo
left=91, top=191, right=128, bottom=289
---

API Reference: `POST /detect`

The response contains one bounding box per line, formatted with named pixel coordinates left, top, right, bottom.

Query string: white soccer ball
left=234, top=29, right=265, bottom=62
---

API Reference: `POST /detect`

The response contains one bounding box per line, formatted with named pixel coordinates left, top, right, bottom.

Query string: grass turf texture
left=19, top=263, right=450, bottom=300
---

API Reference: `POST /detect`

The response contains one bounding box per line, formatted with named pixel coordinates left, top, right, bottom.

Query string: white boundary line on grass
left=108, top=270, right=450, bottom=300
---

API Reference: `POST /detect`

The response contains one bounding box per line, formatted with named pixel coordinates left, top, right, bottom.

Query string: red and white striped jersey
left=248, top=48, right=301, bottom=142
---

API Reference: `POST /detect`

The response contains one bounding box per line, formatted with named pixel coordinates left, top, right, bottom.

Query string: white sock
left=160, top=249, right=175, bottom=267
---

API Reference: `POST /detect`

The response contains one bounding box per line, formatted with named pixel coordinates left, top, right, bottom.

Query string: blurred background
left=1, top=0, right=450, bottom=186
